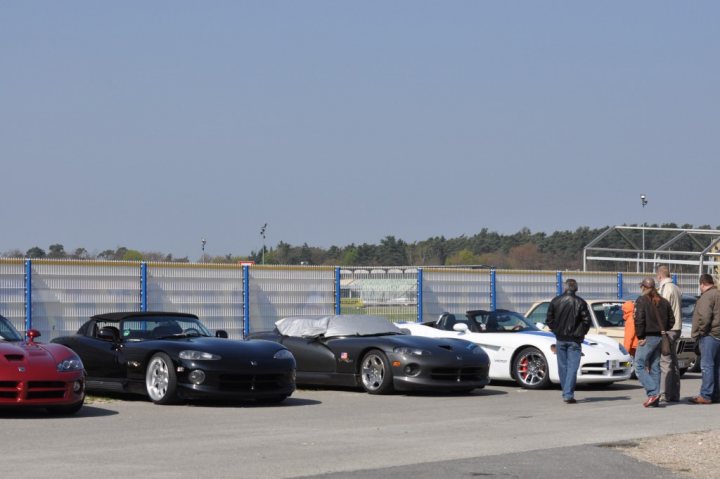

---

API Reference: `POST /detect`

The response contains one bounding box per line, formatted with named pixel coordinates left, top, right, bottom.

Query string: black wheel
left=513, top=347, right=551, bottom=389
left=47, top=399, right=84, bottom=415
left=145, top=353, right=179, bottom=404
left=360, top=350, right=394, bottom=394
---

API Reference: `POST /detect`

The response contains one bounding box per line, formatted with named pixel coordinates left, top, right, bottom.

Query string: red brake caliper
left=518, top=357, right=529, bottom=379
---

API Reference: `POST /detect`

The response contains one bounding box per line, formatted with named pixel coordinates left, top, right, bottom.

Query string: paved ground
left=2, top=372, right=716, bottom=479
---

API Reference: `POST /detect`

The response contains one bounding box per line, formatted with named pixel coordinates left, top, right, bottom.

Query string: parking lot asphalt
left=2, top=372, right=717, bottom=479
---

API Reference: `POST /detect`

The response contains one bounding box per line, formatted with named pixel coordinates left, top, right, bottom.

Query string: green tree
left=26, top=246, right=46, bottom=258
left=47, top=244, right=67, bottom=259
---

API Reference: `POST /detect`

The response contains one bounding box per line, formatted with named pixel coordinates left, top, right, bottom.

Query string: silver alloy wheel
left=146, top=356, right=170, bottom=401
left=516, top=350, right=547, bottom=386
left=361, top=353, right=385, bottom=392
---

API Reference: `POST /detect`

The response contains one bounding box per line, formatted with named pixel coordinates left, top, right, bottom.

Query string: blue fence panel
left=0, top=259, right=27, bottom=333
left=29, top=260, right=142, bottom=339
left=248, top=266, right=335, bottom=333
left=494, top=270, right=557, bottom=314
left=339, top=267, right=418, bottom=323
left=147, top=263, right=244, bottom=339
left=422, top=268, right=491, bottom=319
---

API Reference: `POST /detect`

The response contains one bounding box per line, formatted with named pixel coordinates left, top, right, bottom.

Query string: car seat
left=436, top=313, right=457, bottom=331
left=152, top=322, right=183, bottom=338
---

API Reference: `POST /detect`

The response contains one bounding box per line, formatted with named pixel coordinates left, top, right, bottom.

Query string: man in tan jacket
left=689, top=274, right=720, bottom=404
left=656, top=265, right=682, bottom=402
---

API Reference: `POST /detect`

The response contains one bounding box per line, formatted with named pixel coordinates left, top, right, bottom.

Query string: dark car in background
left=52, top=312, right=296, bottom=404
left=248, top=314, right=490, bottom=395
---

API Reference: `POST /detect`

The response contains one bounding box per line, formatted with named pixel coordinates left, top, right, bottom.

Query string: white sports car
left=399, top=310, right=633, bottom=389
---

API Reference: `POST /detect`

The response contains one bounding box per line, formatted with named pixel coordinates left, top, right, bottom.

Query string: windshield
left=120, top=316, right=212, bottom=340
left=682, top=297, right=696, bottom=325
left=0, top=315, right=23, bottom=341
left=467, top=310, right=540, bottom=333
left=591, top=302, right=625, bottom=327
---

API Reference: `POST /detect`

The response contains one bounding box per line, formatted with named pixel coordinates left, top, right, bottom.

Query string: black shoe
left=564, top=398, right=577, bottom=404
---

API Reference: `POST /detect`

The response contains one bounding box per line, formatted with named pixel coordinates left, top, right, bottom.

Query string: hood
left=159, top=337, right=287, bottom=359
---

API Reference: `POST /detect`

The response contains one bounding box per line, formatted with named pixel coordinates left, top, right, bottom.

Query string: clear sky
left=2, top=2, right=718, bottom=261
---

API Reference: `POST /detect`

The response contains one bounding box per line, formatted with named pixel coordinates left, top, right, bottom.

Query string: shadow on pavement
left=0, top=404, right=119, bottom=419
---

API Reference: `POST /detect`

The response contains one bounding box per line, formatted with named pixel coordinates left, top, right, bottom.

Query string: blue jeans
left=699, top=335, right=720, bottom=401
left=556, top=340, right=582, bottom=400
left=634, top=336, right=662, bottom=397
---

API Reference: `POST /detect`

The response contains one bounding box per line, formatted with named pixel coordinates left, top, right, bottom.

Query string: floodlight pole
left=260, top=223, right=267, bottom=265
left=640, top=195, right=647, bottom=273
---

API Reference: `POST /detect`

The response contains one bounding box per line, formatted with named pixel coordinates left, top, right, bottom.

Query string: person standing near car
left=656, top=265, right=682, bottom=403
left=689, top=274, right=720, bottom=404
left=546, top=278, right=591, bottom=404
left=634, top=278, right=675, bottom=408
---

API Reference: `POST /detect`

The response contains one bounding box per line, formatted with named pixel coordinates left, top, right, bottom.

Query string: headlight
left=619, top=344, right=629, bottom=355
left=393, top=347, right=432, bottom=356
left=179, top=350, right=221, bottom=360
left=57, top=357, right=83, bottom=372
left=273, top=349, right=294, bottom=360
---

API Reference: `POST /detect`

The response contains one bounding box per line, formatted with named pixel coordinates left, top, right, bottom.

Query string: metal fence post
left=417, top=268, right=423, bottom=322
left=335, top=267, right=341, bottom=315
left=617, top=272, right=623, bottom=299
left=243, top=265, right=250, bottom=337
left=140, top=262, right=148, bottom=312
left=556, top=271, right=563, bottom=296
left=24, top=259, right=32, bottom=332
left=490, top=269, right=497, bottom=311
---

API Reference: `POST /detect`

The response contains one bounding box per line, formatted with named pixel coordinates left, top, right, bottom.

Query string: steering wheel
left=511, top=325, right=524, bottom=331
left=183, top=328, right=201, bottom=336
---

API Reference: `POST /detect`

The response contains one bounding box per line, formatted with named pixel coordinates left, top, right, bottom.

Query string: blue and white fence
left=0, top=259, right=706, bottom=340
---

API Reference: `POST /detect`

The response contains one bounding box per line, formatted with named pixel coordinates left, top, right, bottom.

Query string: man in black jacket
left=546, top=279, right=591, bottom=403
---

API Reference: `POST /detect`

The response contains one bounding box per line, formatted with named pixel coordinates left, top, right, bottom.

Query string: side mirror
left=98, top=327, right=120, bottom=342
left=27, top=329, right=41, bottom=343
left=453, top=323, right=469, bottom=333
left=215, top=330, right=228, bottom=339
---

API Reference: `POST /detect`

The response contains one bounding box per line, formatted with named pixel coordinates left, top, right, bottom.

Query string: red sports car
left=0, top=314, right=85, bottom=414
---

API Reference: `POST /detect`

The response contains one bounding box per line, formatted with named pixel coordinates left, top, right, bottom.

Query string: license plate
left=606, top=360, right=619, bottom=370
left=678, top=360, right=688, bottom=368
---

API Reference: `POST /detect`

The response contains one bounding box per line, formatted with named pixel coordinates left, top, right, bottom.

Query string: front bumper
left=174, top=361, right=296, bottom=400
left=578, top=359, right=633, bottom=382
left=388, top=353, right=490, bottom=391
left=0, top=372, right=85, bottom=407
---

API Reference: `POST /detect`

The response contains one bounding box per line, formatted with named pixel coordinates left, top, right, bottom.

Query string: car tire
left=47, top=399, right=84, bottom=415
left=360, top=350, right=394, bottom=395
left=145, top=352, right=179, bottom=405
left=513, top=347, right=551, bottom=389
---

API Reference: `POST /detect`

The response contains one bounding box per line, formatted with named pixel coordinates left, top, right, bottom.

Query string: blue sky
left=2, top=2, right=718, bottom=260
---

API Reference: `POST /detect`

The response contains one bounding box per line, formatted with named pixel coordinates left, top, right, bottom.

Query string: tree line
left=5, top=223, right=714, bottom=272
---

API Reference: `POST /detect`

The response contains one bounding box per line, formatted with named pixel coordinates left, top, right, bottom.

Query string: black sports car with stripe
left=52, top=312, right=295, bottom=404
left=248, top=315, right=490, bottom=394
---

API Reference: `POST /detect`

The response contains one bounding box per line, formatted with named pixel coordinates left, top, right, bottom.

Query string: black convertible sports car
left=52, top=312, right=296, bottom=404
left=248, top=315, right=490, bottom=394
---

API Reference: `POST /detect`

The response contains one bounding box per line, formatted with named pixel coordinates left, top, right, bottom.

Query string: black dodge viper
left=248, top=315, right=490, bottom=394
left=52, top=312, right=296, bottom=404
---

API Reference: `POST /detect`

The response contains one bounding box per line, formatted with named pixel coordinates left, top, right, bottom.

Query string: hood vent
left=438, top=345, right=453, bottom=351
left=4, top=354, right=24, bottom=361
